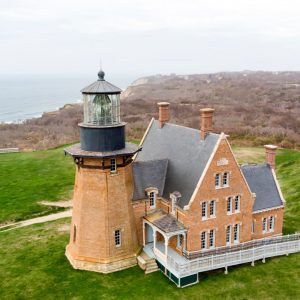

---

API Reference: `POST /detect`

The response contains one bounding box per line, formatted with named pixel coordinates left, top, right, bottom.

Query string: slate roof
left=144, top=210, right=186, bottom=233
left=135, top=120, right=220, bottom=208
left=241, top=164, right=283, bottom=212
left=132, top=159, right=168, bottom=201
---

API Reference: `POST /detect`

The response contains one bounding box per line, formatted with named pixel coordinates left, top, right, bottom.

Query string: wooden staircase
left=137, top=251, right=159, bottom=274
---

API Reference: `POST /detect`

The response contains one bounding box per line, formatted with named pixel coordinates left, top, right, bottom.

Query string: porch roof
left=144, top=210, right=186, bottom=234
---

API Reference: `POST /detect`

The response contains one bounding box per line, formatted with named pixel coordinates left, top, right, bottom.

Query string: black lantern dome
left=79, top=70, right=126, bottom=152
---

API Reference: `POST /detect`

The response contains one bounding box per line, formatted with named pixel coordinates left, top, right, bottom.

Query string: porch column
left=153, top=229, right=157, bottom=250
left=165, top=236, right=169, bottom=258
left=184, top=232, right=187, bottom=252
left=142, top=221, right=146, bottom=246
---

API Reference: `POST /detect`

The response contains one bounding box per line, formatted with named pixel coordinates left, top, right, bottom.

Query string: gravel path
left=0, top=210, right=72, bottom=232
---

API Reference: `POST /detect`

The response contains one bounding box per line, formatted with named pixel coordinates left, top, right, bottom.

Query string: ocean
left=0, top=74, right=139, bottom=123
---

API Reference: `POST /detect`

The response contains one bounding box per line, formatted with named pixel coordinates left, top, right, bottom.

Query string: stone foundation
left=65, top=247, right=138, bottom=273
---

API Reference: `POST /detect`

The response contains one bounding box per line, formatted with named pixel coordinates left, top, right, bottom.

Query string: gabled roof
left=132, top=159, right=168, bottom=201
left=135, top=120, right=220, bottom=208
left=241, top=163, right=283, bottom=212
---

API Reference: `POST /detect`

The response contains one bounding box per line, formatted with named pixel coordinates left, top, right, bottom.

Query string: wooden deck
left=144, top=233, right=300, bottom=287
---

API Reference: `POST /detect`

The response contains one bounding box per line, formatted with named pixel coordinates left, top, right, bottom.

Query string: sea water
left=0, top=73, right=138, bottom=123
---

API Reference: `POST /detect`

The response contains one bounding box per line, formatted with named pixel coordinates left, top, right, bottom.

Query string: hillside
left=0, top=71, right=300, bottom=151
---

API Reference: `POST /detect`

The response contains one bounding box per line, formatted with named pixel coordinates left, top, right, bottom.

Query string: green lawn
left=0, top=146, right=299, bottom=299
left=0, top=147, right=74, bottom=224
left=0, top=218, right=300, bottom=300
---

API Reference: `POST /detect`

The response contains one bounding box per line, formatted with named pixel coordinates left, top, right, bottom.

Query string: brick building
left=64, top=71, right=285, bottom=284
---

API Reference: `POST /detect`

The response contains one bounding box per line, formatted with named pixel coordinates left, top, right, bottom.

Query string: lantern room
left=81, top=70, right=122, bottom=126
left=79, top=70, right=126, bottom=152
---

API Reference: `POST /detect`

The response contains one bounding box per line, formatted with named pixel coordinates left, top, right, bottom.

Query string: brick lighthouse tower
left=65, top=70, right=141, bottom=273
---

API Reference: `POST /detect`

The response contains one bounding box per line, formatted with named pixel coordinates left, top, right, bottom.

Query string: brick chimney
left=158, top=102, right=170, bottom=128
left=200, top=108, right=215, bottom=140
left=265, top=145, right=278, bottom=170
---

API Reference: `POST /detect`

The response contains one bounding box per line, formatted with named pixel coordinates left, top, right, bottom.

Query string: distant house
left=65, top=71, right=289, bottom=288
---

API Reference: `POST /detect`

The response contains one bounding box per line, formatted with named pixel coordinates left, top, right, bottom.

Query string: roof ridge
left=153, top=119, right=220, bottom=136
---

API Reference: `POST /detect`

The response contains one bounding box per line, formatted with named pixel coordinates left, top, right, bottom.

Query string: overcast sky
left=1, top=0, right=300, bottom=77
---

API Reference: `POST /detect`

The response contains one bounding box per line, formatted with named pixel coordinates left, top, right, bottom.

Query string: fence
left=168, top=233, right=300, bottom=278
left=0, top=148, right=19, bottom=153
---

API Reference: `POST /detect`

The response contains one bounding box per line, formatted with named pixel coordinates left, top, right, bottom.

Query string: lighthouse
left=65, top=70, right=141, bottom=273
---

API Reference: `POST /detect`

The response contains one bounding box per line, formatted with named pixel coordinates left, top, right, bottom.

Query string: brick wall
left=184, top=137, right=255, bottom=251
left=67, top=156, right=139, bottom=264
left=252, top=207, right=284, bottom=239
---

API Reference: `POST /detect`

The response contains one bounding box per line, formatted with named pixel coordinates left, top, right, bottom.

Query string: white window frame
left=226, top=225, right=231, bottom=246
left=251, top=221, right=254, bottom=234
left=110, top=158, right=117, bottom=173
left=227, top=197, right=232, bottom=214
left=215, top=173, right=221, bottom=188
left=209, top=200, right=216, bottom=217
left=115, top=229, right=121, bottom=247
left=223, top=172, right=229, bottom=187
left=234, top=195, right=240, bottom=212
left=201, top=231, right=207, bottom=249
left=149, top=191, right=156, bottom=209
left=269, top=216, right=275, bottom=232
left=209, top=229, right=215, bottom=249
left=233, top=224, right=239, bottom=244
left=262, top=217, right=267, bottom=233
left=201, top=202, right=208, bottom=219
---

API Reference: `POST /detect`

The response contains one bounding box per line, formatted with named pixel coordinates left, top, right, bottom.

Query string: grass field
left=0, top=146, right=299, bottom=299
left=0, top=219, right=300, bottom=300
left=0, top=147, right=74, bottom=224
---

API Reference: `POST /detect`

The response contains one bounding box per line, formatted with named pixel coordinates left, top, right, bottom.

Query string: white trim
left=184, top=133, right=224, bottom=210
left=133, top=117, right=154, bottom=161
left=252, top=205, right=284, bottom=214
left=225, top=137, right=254, bottom=197
left=271, top=168, right=286, bottom=205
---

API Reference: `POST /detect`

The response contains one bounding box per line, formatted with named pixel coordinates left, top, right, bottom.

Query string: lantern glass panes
left=83, top=93, right=121, bottom=126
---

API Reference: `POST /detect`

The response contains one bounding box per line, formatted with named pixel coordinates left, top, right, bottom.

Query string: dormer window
left=149, top=191, right=156, bottom=208
left=145, top=188, right=158, bottom=210
left=110, top=158, right=117, bottom=173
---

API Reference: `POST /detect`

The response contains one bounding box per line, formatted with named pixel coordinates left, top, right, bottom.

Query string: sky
left=0, top=0, right=300, bottom=77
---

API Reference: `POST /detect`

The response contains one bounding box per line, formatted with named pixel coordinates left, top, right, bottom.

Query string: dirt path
left=39, top=200, right=73, bottom=208
left=0, top=210, right=72, bottom=232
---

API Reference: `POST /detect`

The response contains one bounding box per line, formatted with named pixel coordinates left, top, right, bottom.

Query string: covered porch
left=142, top=210, right=187, bottom=264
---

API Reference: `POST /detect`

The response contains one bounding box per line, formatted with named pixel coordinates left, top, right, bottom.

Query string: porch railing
left=167, top=233, right=300, bottom=277
left=183, top=233, right=300, bottom=260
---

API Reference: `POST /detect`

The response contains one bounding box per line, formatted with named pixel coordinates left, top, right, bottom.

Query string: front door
left=147, top=224, right=153, bottom=243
